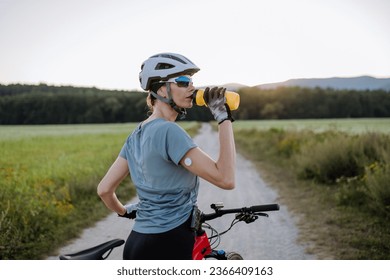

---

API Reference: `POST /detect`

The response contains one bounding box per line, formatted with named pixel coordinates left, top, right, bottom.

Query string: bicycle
left=59, top=202, right=279, bottom=260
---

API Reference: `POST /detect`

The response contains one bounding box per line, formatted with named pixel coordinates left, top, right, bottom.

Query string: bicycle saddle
left=59, top=238, right=125, bottom=260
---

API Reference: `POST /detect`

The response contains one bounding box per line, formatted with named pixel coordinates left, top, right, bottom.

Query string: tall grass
left=234, top=126, right=390, bottom=259
left=295, top=132, right=390, bottom=213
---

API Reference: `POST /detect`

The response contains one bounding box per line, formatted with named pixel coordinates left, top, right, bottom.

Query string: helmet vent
left=155, top=63, right=174, bottom=70
left=160, top=54, right=187, bottom=64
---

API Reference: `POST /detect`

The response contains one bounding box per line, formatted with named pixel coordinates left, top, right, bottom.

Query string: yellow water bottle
left=193, top=89, right=240, bottom=110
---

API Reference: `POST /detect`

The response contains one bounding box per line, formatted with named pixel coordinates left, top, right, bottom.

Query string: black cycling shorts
left=123, top=217, right=195, bottom=260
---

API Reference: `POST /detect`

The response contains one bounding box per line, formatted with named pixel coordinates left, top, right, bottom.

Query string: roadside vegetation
left=233, top=120, right=390, bottom=259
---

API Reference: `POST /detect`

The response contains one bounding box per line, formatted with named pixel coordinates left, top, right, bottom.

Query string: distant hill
left=255, top=76, right=390, bottom=91
left=220, top=83, right=249, bottom=91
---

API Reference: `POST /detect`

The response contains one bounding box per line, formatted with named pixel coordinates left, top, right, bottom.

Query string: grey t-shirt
left=119, top=118, right=199, bottom=234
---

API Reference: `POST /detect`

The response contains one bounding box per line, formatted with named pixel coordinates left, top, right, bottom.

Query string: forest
left=1, top=83, right=389, bottom=124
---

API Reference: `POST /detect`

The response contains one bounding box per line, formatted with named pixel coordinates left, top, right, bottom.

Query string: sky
left=0, top=0, right=389, bottom=91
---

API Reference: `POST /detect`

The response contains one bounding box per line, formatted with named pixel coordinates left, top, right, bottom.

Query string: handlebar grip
left=250, top=204, right=280, bottom=212
left=118, top=210, right=137, bottom=219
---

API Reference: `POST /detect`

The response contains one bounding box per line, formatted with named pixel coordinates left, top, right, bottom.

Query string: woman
left=97, top=52, right=236, bottom=260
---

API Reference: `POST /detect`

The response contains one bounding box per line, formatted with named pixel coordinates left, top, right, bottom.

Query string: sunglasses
left=165, top=76, right=193, bottom=88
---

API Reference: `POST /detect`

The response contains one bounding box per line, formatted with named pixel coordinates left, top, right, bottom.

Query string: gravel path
left=48, top=123, right=315, bottom=260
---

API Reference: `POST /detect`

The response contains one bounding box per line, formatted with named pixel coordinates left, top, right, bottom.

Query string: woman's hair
left=147, top=82, right=164, bottom=114
left=146, top=93, right=156, bottom=115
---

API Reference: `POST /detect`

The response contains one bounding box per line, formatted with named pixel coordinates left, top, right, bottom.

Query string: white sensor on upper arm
left=184, top=157, right=192, bottom=166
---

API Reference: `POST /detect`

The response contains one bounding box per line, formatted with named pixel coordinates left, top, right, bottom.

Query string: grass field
left=0, top=123, right=136, bottom=140
left=234, top=118, right=390, bottom=134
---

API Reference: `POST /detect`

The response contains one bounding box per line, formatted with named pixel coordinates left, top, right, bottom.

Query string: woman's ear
left=157, top=86, right=167, bottom=98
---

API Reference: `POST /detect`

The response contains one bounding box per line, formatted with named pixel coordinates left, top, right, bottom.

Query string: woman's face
left=162, top=75, right=195, bottom=109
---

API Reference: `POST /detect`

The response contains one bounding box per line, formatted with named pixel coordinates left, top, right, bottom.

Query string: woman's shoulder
left=149, top=118, right=182, bottom=131
left=150, top=120, right=191, bottom=142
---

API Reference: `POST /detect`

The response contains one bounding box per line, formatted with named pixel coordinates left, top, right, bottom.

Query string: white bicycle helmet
left=139, top=53, right=200, bottom=91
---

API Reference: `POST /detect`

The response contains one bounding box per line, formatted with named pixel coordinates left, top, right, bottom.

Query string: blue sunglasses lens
left=175, top=76, right=191, bottom=82
left=174, top=76, right=192, bottom=87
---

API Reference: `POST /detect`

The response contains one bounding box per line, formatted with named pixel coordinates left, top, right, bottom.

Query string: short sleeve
left=119, top=143, right=127, bottom=159
left=165, top=123, right=197, bottom=165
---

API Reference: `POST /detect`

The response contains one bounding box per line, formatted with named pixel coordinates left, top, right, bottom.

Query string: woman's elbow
left=97, top=182, right=110, bottom=198
left=219, top=177, right=235, bottom=190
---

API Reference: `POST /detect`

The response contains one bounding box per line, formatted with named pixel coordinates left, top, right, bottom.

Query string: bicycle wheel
left=226, top=252, right=243, bottom=260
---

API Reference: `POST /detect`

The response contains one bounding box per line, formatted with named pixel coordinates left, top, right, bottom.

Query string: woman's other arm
left=97, top=156, right=129, bottom=215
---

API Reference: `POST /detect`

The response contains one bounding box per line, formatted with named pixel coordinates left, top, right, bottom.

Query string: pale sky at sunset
left=0, top=0, right=389, bottom=91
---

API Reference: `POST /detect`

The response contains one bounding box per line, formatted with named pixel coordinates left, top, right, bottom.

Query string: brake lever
left=236, top=213, right=259, bottom=224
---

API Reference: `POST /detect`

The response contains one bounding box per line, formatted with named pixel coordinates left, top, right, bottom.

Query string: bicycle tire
left=226, top=252, right=244, bottom=260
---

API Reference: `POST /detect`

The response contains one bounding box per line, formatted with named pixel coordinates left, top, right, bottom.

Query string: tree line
left=236, top=86, right=390, bottom=120
left=1, top=83, right=389, bottom=124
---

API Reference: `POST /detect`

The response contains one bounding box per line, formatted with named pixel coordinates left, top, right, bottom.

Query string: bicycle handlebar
left=201, top=203, right=279, bottom=222
left=118, top=202, right=280, bottom=233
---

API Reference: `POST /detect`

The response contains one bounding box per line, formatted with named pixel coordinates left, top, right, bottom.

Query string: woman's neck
left=147, top=105, right=178, bottom=123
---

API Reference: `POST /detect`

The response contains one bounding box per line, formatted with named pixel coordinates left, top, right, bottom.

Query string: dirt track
left=48, top=123, right=315, bottom=260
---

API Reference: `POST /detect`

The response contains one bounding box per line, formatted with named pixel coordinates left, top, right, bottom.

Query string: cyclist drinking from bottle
left=97, top=52, right=236, bottom=260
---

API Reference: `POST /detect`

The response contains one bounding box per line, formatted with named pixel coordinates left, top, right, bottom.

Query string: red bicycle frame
left=192, top=231, right=212, bottom=260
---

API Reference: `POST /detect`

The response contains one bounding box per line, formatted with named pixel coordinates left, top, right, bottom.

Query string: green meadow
left=234, top=118, right=390, bottom=134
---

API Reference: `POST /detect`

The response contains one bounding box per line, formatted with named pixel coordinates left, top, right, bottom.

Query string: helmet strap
left=166, top=83, right=187, bottom=119
left=150, top=90, right=170, bottom=104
